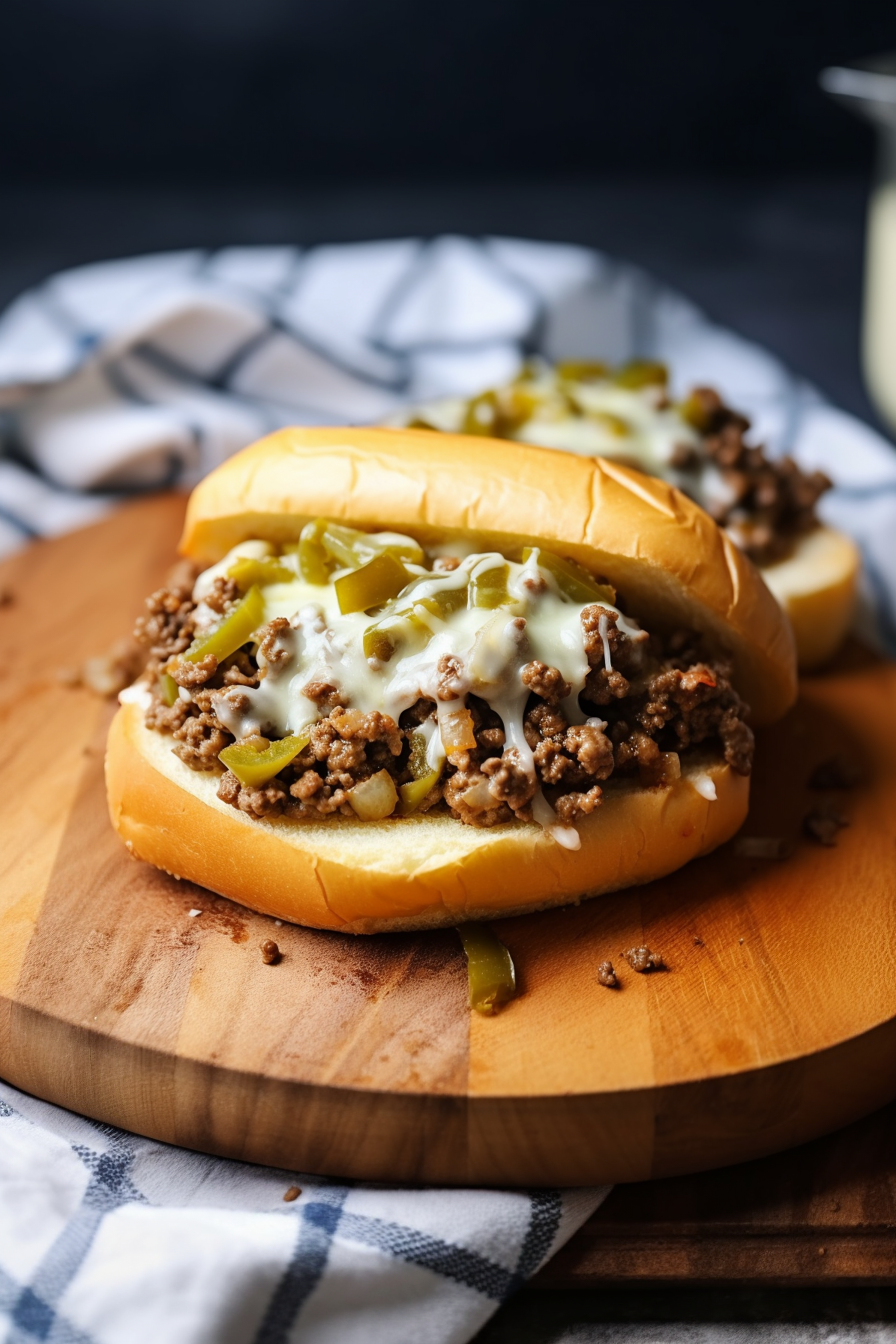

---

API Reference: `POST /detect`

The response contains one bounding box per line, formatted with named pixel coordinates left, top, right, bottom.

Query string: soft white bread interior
left=760, top=525, right=860, bottom=671
left=180, top=426, right=797, bottom=725
left=107, top=701, right=749, bottom=934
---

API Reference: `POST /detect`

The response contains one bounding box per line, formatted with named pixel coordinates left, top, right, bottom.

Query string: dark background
left=0, top=0, right=891, bottom=182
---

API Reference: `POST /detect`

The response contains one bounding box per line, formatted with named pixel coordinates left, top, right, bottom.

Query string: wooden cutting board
left=1, top=494, right=895, bottom=1187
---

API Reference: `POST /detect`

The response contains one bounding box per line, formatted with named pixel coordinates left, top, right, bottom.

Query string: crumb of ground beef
left=554, top=785, right=603, bottom=825
left=481, top=748, right=536, bottom=811
left=564, top=724, right=615, bottom=779
left=623, top=946, right=664, bottom=973
left=167, top=652, right=218, bottom=688
left=237, top=779, right=288, bottom=818
left=134, top=586, right=196, bottom=660
left=260, top=940, right=281, bottom=964
left=584, top=666, right=630, bottom=704
left=521, top=660, right=571, bottom=704
left=436, top=654, right=466, bottom=701
left=0, top=586, right=14, bottom=607
left=581, top=606, right=644, bottom=677
left=203, top=575, right=240, bottom=614
left=808, top=756, right=861, bottom=790
left=145, top=695, right=192, bottom=733
left=172, top=712, right=232, bottom=770
left=73, top=637, right=146, bottom=697
left=803, top=804, right=849, bottom=846
left=220, top=650, right=260, bottom=686
left=433, top=556, right=461, bottom=572
left=257, top=617, right=293, bottom=670
left=524, top=700, right=568, bottom=747
left=302, top=681, right=348, bottom=713
left=443, top=767, right=515, bottom=828
left=597, top=960, right=618, bottom=988
left=217, top=771, right=241, bottom=805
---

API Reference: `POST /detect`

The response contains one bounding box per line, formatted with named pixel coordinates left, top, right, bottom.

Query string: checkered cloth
left=0, top=1081, right=604, bottom=1343
left=1, top=237, right=896, bottom=1343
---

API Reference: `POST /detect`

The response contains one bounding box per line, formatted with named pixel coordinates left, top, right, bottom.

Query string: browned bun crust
left=180, top=426, right=796, bottom=725
left=107, top=701, right=749, bottom=934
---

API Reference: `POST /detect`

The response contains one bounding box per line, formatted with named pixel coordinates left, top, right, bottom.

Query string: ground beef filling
left=680, top=387, right=831, bottom=566
left=134, top=583, right=754, bottom=830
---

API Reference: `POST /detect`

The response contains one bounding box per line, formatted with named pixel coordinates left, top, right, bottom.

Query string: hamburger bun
left=106, top=426, right=796, bottom=933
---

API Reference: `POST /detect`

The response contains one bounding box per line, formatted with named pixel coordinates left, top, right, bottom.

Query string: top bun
left=180, top=426, right=797, bottom=725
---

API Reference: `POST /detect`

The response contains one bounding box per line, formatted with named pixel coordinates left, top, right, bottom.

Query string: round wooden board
left=1, top=495, right=895, bottom=1187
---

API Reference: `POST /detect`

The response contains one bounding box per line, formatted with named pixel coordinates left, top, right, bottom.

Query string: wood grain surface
left=535, top=1098, right=896, bottom=1287
left=1, top=494, right=895, bottom=1187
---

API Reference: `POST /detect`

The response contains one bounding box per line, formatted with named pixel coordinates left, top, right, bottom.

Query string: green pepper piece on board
left=335, top=552, right=411, bottom=615
left=457, top=923, right=517, bottom=1014
left=521, top=548, right=616, bottom=606
left=184, top=585, right=266, bottom=665
left=219, top=731, right=311, bottom=787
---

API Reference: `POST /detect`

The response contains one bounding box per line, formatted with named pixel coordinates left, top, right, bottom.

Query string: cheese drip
left=197, top=537, right=646, bottom=845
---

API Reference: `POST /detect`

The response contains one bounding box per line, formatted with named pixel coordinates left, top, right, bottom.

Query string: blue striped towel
left=0, top=236, right=894, bottom=1343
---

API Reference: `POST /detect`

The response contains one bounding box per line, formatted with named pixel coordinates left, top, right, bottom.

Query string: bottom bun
left=761, top=526, right=860, bottom=671
left=107, top=702, right=749, bottom=933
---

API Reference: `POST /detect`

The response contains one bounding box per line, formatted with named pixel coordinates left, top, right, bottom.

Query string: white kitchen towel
left=0, top=236, right=895, bottom=650
left=0, top=1080, right=606, bottom=1344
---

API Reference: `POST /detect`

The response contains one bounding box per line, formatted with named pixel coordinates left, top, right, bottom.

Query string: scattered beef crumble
left=807, top=756, right=861, bottom=790
left=133, top=576, right=754, bottom=831
left=623, top=946, right=665, bottom=973
left=803, top=804, right=849, bottom=847
left=597, top=961, right=618, bottom=988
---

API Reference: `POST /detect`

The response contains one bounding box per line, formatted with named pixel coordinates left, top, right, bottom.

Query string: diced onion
left=439, top=705, right=477, bottom=753
left=348, top=770, right=398, bottom=821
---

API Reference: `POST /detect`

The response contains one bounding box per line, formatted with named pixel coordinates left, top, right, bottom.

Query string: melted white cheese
left=197, top=539, right=647, bottom=842
left=389, top=364, right=732, bottom=516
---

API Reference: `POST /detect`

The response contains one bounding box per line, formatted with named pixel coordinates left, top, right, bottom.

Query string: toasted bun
left=181, top=427, right=796, bottom=725
left=760, top=526, right=860, bottom=671
left=107, top=701, right=749, bottom=933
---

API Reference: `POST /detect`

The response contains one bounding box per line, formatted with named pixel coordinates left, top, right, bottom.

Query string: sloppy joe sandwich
left=106, top=426, right=797, bottom=933
left=389, top=360, right=859, bottom=669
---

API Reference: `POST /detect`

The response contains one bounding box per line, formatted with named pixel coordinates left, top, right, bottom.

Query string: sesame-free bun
left=760, top=526, right=860, bottom=672
left=107, top=700, right=748, bottom=934
left=181, top=427, right=797, bottom=725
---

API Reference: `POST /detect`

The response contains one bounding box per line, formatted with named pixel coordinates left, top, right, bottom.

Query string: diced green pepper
left=297, top=520, right=331, bottom=585
left=470, top=563, right=511, bottom=610
left=521, top=548, right=616, bottom=606
left=227, top=556, right=294, bottom=590
left=219, top=731, right=311, bottom=787
left=612, top=359, right=668, bottom=389
left=406, top=730, right=432, bottom=779
left=398, top=767, right=442, bottom=814
left=184, top=585, right=265, bottom=664
left=416, top=585, right=468, bottom=620
left=335, top=552, right=410, bottom=615
left=320, top=518, right=425, bottom=570
left=159, top=671, right=179, bottom=706
left=457, top=923, right=517, bottom=1014
left=463, top=389, right=534, bottom=439
left=556, top=360, right=608, bottom=383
